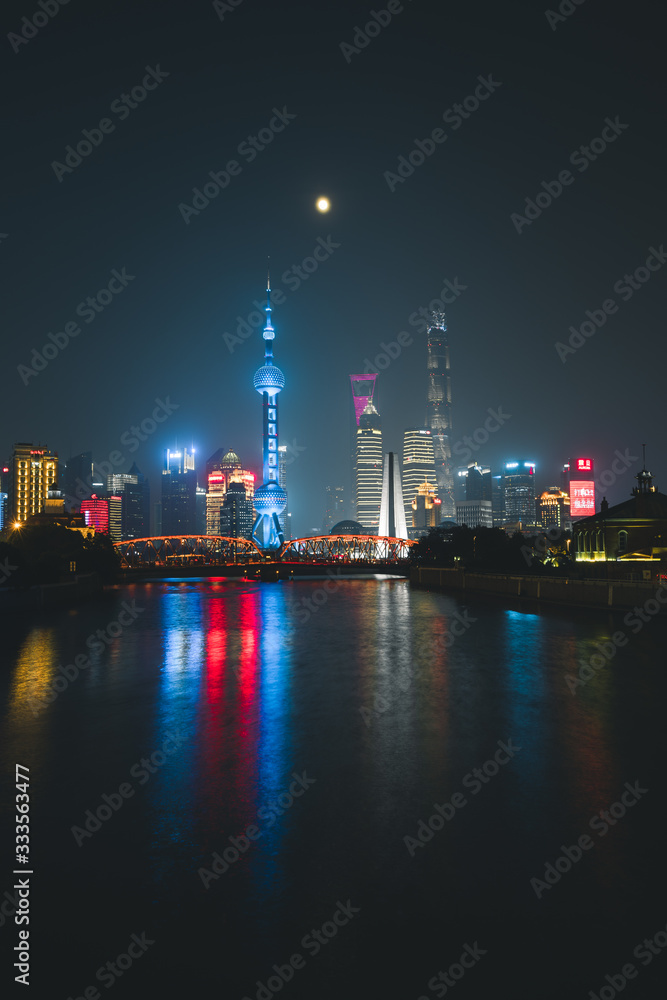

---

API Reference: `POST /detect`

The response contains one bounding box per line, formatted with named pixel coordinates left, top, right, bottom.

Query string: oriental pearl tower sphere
left=251, top=274, right=288, bottom=551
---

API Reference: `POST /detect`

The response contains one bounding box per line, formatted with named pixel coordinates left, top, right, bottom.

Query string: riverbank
left=410, top=566, right=666, bottom=611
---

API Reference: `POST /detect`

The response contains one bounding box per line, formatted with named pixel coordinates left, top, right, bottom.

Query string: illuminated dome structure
left=251, top=275, right=288, bottom=552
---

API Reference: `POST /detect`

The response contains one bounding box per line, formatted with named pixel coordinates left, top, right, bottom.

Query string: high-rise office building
left=10, top=443, right=59, bottom=523
left=492, top=474, right=504, bottom=525
left=466, top=463, right=492, bottom=502
left=206, top=471, right=226, bottom=535
left=349, top=374, right=378, bottom=520
left=402, top=427, right=438, bottom=525
left=106, top=463, right=150, bottom=540
left=195, top=486, right=207, bottom=534
left=64, top=451, right=94, bottom=509
left=426, top=312, right=454, bottom=518
left=162, top=447, right=197, bottom=535
left=454, top=466, right=469, bottom=503
left=503, top=461, right=537, bottom=524
left=538, top=487, right=570, bottom=528
left=81, top=495, right=108, bottom=533
left=355, top=401, right=383, bottom=531
left=411, top=480, right=441, bottom=538
left=379, top=452, right=409, bottom=539
left=322, top=485, right=345, bottom=533
left=220, top=481, right=254, bottom=540
left=455, top=499, right=493, bottom=528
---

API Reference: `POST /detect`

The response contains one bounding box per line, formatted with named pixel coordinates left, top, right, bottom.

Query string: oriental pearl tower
left=251, top=273, right=287, bottom=551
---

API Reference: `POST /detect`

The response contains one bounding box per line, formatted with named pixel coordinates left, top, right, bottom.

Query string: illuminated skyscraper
left=206, top=471, right=226, bottom=534
left=323, top=485, right=345, bottom=533
left=349, top=374, right=377, bottom=427
left=402, top=427, right=438, bottom=524
left=220, top=481, right=255, bottom=539
left=426, top=313, right=454, bottom=518
left=106, top=463, right=150, bottom=539
left=162, top=447, right=196, bottom=535
left=355, top=401, right=383, bottom=531
left=251, top=277, right=287, bottom=551
left=503, top=461, right=537, bottom=524
left=538, top=487, right=570, bottom=528
left=411, top=480, right=441, bottom=537
left=379, top=452, right=408, bottom=539
left=10, top=443, right=58, bottom=523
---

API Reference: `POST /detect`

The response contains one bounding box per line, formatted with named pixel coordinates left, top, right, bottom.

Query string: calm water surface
left=1, top=578, right=665, bottom=998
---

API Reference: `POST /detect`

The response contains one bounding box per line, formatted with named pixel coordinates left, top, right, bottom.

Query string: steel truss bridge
left=113, top=534, right=416, bottom=568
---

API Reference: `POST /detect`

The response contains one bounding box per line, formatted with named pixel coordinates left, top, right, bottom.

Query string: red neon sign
left=571, top=481, right=595, bottom=517
left=577, top=458, right=592, bottom=471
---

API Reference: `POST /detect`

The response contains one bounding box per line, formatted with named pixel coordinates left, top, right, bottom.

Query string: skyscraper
left=106, top=463, right=150, bottom=539
left=162, top=447, right=197, bottom=535
left=355, top=401, right=383, bottom=531
left=426, top=312, right=454, bottom=519
left=466, top=463, right=492, bottom=502
left=220, top=481, right=255, bottom=540
left=64, top=451, right=93, bottom=509
left=411, top=480, right=441, bottom=538
left=349, top=374, right=377, bottom=519
left=402, top=427, right=438, bottom=525
left=503, top=461, right=537, bottom=524
left=322, top=485, right=345, bottom=533
left=251, top=277, right=287, bottom=551
left=379, top=453, right=408, bottom=539
left=206, top=471, right=226, bottom=535
left=538, top=488, right=571, bottom=528
left=10, top=443, right=59, bottom=523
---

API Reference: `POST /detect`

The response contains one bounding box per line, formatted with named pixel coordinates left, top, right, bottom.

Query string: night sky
left=3, top=0, right=665, bottom=534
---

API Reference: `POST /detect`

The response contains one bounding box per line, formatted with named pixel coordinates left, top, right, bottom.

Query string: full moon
left=316, top=197, right=330, bottom=212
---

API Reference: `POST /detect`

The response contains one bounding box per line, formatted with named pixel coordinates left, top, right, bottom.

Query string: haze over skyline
left=4, top=0, right=665, bottom=535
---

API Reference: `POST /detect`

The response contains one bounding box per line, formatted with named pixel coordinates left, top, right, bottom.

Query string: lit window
left=618, top=530, right=628, bottom=553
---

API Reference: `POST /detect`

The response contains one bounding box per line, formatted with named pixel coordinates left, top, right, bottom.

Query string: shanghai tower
left=426, top=311, right=454, bottom=518
left=251, top=276, right=287, bottom=551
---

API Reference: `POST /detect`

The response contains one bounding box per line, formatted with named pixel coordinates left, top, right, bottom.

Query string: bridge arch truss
left=280, top=535, right=416, bottom=563
left=113, top=535, right=263, bottom=568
